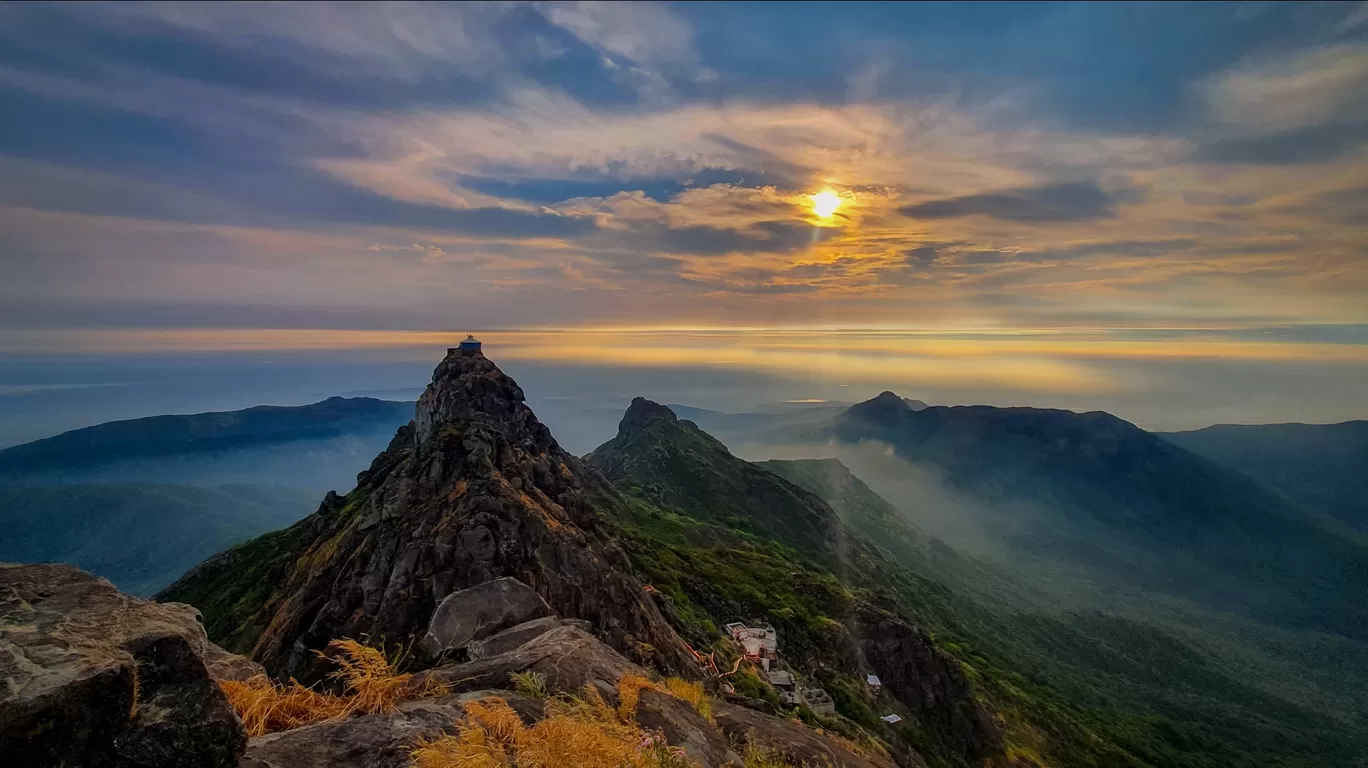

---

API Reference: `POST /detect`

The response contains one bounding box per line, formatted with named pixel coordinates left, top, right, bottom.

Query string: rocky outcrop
left=713, top=701, right=900, bottom=768
left=856, top=602, right=997, bottom=762
left=422, top=577, right=552, bottom=654
left=164, top=350, right=697, bottom=684
left=0, top=563, right=246, bottom=767
left=418, top=624, right=648, bottom=697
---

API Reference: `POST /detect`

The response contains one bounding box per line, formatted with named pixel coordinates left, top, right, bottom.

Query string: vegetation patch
left=219, top=638, right=449, bottom=736
left=412, top=683, right=695, bottom=768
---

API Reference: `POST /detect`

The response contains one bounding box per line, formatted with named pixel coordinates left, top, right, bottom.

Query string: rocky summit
left=161, top=348, right=695, bottom=683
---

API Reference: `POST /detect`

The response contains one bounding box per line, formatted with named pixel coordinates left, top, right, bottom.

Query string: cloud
left=541, top=1, right=698, bottom=68
left=1194, top=44, right=1368, bottom=165
left=899, top=181, right=1134, bottom=222
left=65, top=2, right=520, bottom=83
left=1, top=2, right=1367, bottom=340
left=1196, top=121, right=1368, bottom=165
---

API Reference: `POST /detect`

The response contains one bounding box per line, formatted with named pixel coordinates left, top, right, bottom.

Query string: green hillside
left=588, top=398, right=1368, bottom=768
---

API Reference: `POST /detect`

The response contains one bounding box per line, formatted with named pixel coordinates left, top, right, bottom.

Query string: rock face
left=423, top=576, right=551, bottom=654
left=239, top=700, right=460, bottom=768
left=855, top=602, right=997, bottom=762
left=163, top=350, right=696, bottom=683
left=634, top=688, right=739, bottom=768
left=0, top=563, right=246, bottom=767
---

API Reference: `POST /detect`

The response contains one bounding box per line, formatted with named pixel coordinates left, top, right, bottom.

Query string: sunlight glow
left=810, top=189, right=842, bottom=219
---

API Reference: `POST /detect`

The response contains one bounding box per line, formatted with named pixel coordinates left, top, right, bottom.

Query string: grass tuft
left=510, top=670, right=550, bottom=699
left=218, top=637, right=449, bottom=736
left=662, top=677, right=712, bottom=722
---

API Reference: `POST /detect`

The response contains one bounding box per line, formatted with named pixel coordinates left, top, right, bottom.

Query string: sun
left=810, top=189, right=842, bottom=220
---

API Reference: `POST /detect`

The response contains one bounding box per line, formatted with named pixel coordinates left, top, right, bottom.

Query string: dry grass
left=615, top=673, right=657, bottom=719
left=662, top=677, right=712, bottom=722
left=612, top=673, right=713, bottom=723
left=412, top=687, right=696, bottom=768
left=219, top=638, right=449, bottom=736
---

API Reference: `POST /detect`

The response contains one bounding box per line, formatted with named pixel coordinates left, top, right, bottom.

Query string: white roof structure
left=866, top=674, right=882, bottom=686
left=880, top=714, right=903, bottom=724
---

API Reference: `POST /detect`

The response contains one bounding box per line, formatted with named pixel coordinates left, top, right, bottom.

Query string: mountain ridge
left=1161, top=420, right=1368, bottom=532
left=160, top=351, right=695, bottom=683
left=812, top=393, right=1368, bottom=642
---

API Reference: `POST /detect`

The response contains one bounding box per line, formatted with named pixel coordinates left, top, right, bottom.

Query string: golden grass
left=412, top=688, right=697, bottom=768
left=615, top=673, right=657, bottom=719
left=611, top=673, right=714, bottom=723
left=662, top=677, right=711, bottom=722
left=219, top=638, right=449, bottom=736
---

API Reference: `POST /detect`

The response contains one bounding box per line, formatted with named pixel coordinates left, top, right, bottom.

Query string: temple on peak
left=451, top=334, right=482, bottom=356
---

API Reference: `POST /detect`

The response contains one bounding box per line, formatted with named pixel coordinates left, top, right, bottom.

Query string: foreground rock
left=713, top=701, right=902, bottom=768
left=239, top=692, right=546, bottom=768
left=635, top=688, right=739, bottom=767
left=0, top=563, right=246, bottom=767
left=469, top=615, right=580, bottom=659
left=204, top=641, right=267, bottom=682
left=162, top=348, right=697, bottom=684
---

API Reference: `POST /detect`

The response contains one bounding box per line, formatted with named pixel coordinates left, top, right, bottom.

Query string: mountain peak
left=162, top=351, right=696, bottom=683
left=588, top=399, right=845, bottom=566
left=846, top=390, right=916, bottom=422
left=618, top=397, right=679, bottom=435
left=414, top=348, right=555, bottom=455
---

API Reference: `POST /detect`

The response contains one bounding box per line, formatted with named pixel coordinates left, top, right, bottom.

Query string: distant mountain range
left=1161, top=420, right=1368, bottom=532
left=0, top=397, right=413, bottom=595
left=808, top=394, right=1368, bottom=641
left=0, top=396, right=413, bottom=490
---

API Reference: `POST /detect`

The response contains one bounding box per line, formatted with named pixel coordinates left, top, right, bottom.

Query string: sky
left=2, top=2, right=1367, bottom=441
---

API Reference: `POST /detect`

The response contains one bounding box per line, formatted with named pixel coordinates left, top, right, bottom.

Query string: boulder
left=423, top=577, right=553, bottom=655
left=417, top=625, right=645, bottom=697
left=467, top=615, right=562, bottom=660
left=0, top=562, right=246, bottom=768
left=712, top=701, right=902, bottom=768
